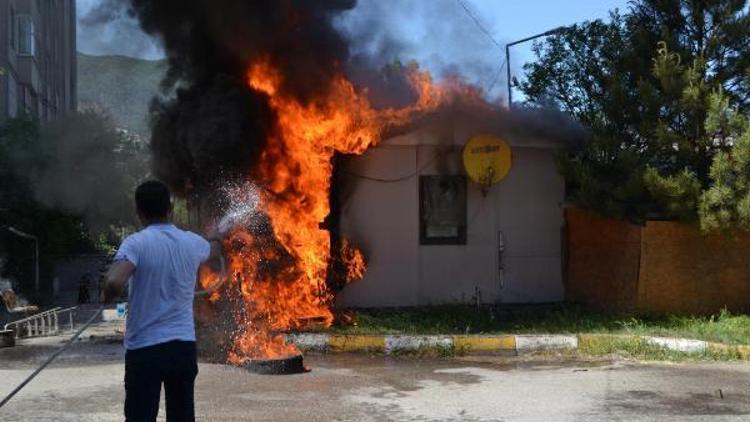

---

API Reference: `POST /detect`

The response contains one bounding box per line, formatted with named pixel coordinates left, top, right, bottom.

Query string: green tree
left=698, top=90, right=750, bottom=231
left=521, top=0, right=750, bottom=222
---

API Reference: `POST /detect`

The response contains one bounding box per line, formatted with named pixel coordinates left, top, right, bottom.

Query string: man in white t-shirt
left=104, top=180, right=224, bottom=422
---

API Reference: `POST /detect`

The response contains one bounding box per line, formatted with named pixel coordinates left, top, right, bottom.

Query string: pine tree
left=699, top=90, right=750, bottom=231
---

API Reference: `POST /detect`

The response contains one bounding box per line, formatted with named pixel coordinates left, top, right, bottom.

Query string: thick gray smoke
left=78, top=0, right=163, bottom=59
left=4, top=112, right=148, bottom=233
left=36, top=113, right=147, bottom=231
left=339, top=0, right=508, bottom=104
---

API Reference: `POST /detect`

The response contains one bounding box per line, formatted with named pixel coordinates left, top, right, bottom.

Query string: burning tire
left=0, top=330, right=15, bottom=349
left=243, top=354, right=306, bottom=375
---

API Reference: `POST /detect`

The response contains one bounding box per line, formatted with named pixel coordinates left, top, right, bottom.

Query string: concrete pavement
left=2, top=341, right=750, bottom=421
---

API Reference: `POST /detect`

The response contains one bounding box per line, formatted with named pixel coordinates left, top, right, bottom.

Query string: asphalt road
left=1, top=341, right=750, bottom=421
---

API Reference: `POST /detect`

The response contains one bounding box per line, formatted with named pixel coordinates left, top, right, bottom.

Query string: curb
left=74, top=330, right=750, bottom=358
left=286, top=333, right=575, bottom=355
left=285, top=333, right=750, bottom=357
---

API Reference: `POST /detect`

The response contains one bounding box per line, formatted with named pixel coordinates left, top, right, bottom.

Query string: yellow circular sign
left=463, top=134, right=512, bottom=186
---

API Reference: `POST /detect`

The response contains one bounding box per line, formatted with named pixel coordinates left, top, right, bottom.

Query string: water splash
left=216, top=182, right=261, bottom=236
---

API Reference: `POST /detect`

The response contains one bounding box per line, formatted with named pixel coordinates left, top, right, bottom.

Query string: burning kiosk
left=195, top=88, right=570, bottom=369
left=190, top=60, right=471, bottom=368
left=335, top=106, right=567, bottom=308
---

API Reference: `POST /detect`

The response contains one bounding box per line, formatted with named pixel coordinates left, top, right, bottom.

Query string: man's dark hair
left=135, top=180, right=172, bottom=220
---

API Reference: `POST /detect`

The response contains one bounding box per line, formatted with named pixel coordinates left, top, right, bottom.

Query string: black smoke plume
left=124, top=0, right=358, bottom=198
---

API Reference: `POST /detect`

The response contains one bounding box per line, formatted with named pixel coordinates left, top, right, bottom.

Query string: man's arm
left=103, top=261, right=135, bottom=303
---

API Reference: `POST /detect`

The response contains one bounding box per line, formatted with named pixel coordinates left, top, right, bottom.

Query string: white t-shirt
left=114, top=223, right=210, bottom=350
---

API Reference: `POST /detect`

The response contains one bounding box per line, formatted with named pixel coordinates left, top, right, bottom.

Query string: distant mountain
left=77, top=53, right=165, bottom=137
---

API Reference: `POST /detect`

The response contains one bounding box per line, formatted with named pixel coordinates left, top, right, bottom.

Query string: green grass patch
left=578, top=335, right=743, bottom=362
left=329, top=305, right=750, bottom=345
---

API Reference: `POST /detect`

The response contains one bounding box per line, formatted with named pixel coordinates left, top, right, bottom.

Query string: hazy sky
left=76, top=0, right=630, bottom=98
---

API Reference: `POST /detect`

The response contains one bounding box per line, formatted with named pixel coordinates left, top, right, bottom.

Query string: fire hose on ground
left=0, top=305, right=105, bottom=409
left=0, top=275, right=228, bottom=410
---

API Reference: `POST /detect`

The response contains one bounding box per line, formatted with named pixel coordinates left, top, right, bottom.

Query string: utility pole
left=506, top=26, right=567, bottom=108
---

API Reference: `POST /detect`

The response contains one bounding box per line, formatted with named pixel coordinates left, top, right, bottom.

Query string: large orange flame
left=202, top=58, right=476, bottom=363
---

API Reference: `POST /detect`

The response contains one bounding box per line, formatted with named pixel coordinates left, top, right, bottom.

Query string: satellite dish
left=463, top=134, right=512, bottom=193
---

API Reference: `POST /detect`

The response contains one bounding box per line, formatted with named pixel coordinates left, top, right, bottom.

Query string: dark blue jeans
left=125, top=340, right=198, bottom=422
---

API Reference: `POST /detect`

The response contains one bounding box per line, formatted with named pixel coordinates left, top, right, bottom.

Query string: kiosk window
left=419, top=175, right=467, bottom=245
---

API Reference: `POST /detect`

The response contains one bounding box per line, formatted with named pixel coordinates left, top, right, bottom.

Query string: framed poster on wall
left=419, top=175, right=467, bottom=245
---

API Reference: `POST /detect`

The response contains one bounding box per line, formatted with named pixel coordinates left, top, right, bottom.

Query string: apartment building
left=0, top=0, right=77, bottom=122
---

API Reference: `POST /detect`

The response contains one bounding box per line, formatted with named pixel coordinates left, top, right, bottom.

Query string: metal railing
left=3, top=306, right=78, bottom=339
